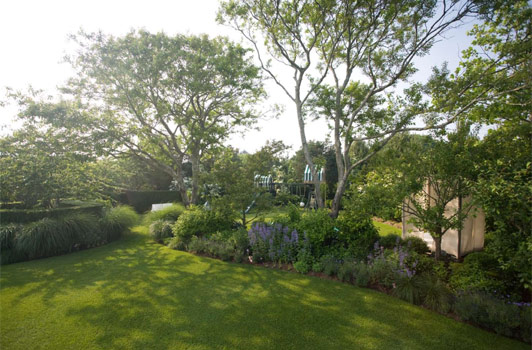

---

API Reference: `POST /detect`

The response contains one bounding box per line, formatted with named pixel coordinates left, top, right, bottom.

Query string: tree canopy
left=64, top=30, right=265, bottom=206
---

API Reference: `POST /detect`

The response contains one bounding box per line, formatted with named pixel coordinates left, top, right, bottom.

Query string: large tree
left=64, top=30, right=265, bottom=206
left=218, top=0, right=477, bottom=216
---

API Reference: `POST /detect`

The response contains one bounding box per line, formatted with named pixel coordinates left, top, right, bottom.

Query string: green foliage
left=172, top=206, right=234, bottom=244
left=187, top=234, right=236, bottom=262
left=67, top=30, right=265, bottom=206
left=353, top=263, right=371, bottom=288
left=0, top=119, right=99, bottom=208
left=419, top=274, right=452, bottom=313
left=294, top=246, right=313, bottom=274
left=320, top=255, right=340, bottom=277
left=99, top=206, right=139, bottom=242
left=16, top=214, right=101, bottom=260
left=449, top=253, right=507, bottom=295
left=0, top=202, right=104, bottom=224
left=121, top=191, right=182, bottom=213
left=337, top=260, right=357, bottom=283
left=149, top=220, right=174, bottom=243
left=378, top=234, right=402, bottom=249
left=0, top=224, right=20, bottom=250
left=454, top=293, right=531, bottom=343
left=393, top=274, right=423, bottom=305
left=337, top=212, right=380, bottom=260
left=402, top=236, right=430, bottom=255
left=143, top=203, right=185, bottom=224
left=297, top=209, right=336, bottom=257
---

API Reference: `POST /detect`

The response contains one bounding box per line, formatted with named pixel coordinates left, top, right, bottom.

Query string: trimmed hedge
left=0, top=202, right=105, bottom=224
left=115, top=190, right=182, bottom=213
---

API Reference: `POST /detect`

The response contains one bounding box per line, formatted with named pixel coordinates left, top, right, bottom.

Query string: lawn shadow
left=1, top=227, right=527, bottom=350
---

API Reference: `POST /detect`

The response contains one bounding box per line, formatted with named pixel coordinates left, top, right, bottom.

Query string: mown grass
left=373, top=220, right=402, bottom=236
left=0, top=225, right=527, bottom=350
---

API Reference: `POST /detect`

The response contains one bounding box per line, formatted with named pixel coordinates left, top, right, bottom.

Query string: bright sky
left=0, top=0, right=475, bottom=153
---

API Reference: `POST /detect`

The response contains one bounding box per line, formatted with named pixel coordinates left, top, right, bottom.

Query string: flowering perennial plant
left=248, top=223, right=304, bottom=263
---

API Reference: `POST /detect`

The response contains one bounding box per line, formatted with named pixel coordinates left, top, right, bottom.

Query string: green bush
left=187, top=234, right=236, bottom=262
left=338, top=260, right=357, bottom=283
left=454, top=292, right=531, bottom=343
left=17, top=218, right=75, bottom=259
left=393, top=274, right=423, bottom=304
left=402, top=236, right=430, bottom=255
left=0, top=224, right=20, bottom=250
left=337, top=212, right=379, bottom=260
left=378, top=234, right=402, bottom=249
left=149, top=220, right=174, bottom=243
left=419, top=274, right=451, bottom=313
left=296, top=209, right=336, bottom=257
left=143, top=203, right=185, bottom=225
left=353, top=263, right=371, bottom=287
left=294, top=260, right=311, bottom=274
left=100, top=206, right=139, bottom=242
left=173, top=206, right=234, bottom=244
left=320, top=254, right=340, bottom=276
left=0, top=224, right=24, bottom=264
left=61, top=213, right=103, bottom=248
left=167, top=236, right=186, bottom=251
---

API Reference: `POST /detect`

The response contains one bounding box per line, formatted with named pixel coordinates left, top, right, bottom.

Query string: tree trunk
left=434, top=233, right=442, bottom=261
left=295, top=95, right=324, bottom=209
left=190, top=152, right=200, bottom=205
left=173, top=174, right=190, bottom=207
left=330, top=175, right=348, bottom=218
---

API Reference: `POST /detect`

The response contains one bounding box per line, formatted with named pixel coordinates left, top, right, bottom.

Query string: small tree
left=401, top=132, right=478, bottom=260
left=206, top=145, right=288, bottom=227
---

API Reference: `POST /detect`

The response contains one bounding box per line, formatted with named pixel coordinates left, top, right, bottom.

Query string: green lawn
left=373, top=220, right=402, bottom=236
left=0, top=226, right=527, bottom=350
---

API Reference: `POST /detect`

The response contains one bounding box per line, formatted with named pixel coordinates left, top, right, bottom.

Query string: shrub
left=149, top=220, right=174, bottom=243
left=402, top=236, right=430, bottom=255
left=61, top=213, right=103, bottom=248
left=353, top=263, right=371, bottom=287
left=228, top=228, right=249, bottom=256
left=320, top=254, right=340, bottom=276
left=419, top=274, right=452, bottom=313
left=454, top=292, right=531, bottom=343
left=378, top=234, right=402, bottom=249
left=248, top=223, right=302, bottom=263
left=167, top=236, right=186, bottom=251
left=449, top=252, right=507, bottom=295
left=295, top=209, right=336, bottom=257
left=0, top=224, right=24, bottom=264
left=0, top=224, right=20, bottom=250
left=143, top=203, right=185, bottom=225
left=337, top=213, right=379, bottom=260
left=312, top=261, right=324, bottom=273
left=173, top=206, right=234, bottom=244
left=187, top=233, right=236, bottom=262
left=338, top=260, right=357, bottom=283
left=286, top=203, right=302, bottom=224
left=294, top=245, right=313, bottom=273
left=17, top=218, right=76, bottom=259
left=393, top=274, right=423, bottom=304
left=100, top=206, right=139, bottom=242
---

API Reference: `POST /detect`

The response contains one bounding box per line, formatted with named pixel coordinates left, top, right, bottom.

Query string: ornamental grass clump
left=248, top=223, right=302, bottom=263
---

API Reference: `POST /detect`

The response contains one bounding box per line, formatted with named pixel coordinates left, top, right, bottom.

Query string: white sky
left=0, top=0, right=475, bottom=153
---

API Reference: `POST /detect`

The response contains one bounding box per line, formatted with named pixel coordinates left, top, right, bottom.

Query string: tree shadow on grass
left=0, top=228, right=527, bottom=350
